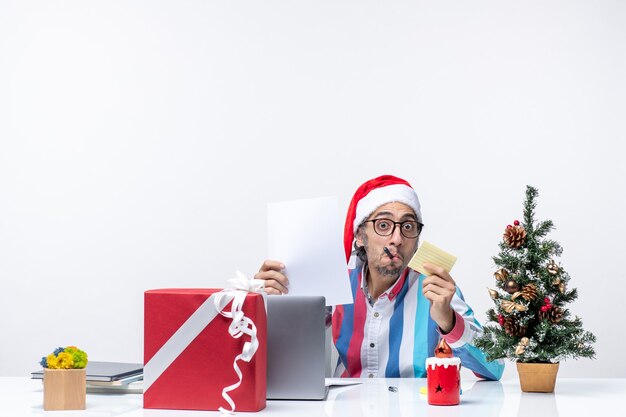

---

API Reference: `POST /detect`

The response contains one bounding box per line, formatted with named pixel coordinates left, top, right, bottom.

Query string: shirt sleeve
left=439, top=287, right=505, bottom=381
left=325, top=306, right=333, bottom=328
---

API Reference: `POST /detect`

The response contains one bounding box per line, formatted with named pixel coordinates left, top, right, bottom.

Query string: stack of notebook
left=31, top=361, right=143, bottom=393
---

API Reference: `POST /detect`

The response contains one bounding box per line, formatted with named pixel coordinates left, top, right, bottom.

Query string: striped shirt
left=331, top=262, right=504, bottom=380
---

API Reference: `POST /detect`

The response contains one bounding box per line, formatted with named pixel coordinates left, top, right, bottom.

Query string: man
left=256, top=175, right=503, bottom=380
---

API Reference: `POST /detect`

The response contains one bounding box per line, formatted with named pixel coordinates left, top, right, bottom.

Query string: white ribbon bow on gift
left=213, top=271, right=265, bottom=414
left=226, top=270, right=266, bottom=293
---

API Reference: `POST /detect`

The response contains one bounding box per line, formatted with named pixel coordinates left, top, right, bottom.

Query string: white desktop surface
left=2, top=377, right=623, bottom=417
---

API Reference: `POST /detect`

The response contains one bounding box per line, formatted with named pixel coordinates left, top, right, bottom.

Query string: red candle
left=425, top=339, right=461, bottom=406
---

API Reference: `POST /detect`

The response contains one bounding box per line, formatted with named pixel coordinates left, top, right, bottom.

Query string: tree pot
left=516, top=362, right=559, bottom=393
left=43, top=368, right=86, bottom=410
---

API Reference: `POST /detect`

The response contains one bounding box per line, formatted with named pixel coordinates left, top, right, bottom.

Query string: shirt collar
left=360, top=265, right=409, bottom=304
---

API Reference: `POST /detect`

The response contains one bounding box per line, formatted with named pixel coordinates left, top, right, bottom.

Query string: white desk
left=2, top=377, right=624, bottom=417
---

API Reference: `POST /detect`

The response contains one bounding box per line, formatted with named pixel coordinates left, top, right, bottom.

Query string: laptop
left=266, top=295, right=328, bottom=400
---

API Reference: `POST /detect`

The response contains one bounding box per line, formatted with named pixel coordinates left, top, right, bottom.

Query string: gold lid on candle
left=435, top=339, right=453, bottom=358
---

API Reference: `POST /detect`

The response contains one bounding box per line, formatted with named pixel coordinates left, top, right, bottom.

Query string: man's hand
left=254, top=260, right=289, bottom=295
left=422, top=263, right=456, bottom=333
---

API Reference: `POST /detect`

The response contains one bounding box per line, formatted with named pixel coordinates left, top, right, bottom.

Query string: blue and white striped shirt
left=332, top=262, right=504, bottom=379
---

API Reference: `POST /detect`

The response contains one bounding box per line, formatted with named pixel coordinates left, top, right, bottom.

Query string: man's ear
left=355, top=228, right=364, bottom=248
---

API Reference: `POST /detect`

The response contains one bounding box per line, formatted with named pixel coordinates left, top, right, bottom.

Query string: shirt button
left=374, top=312, right=379, bottom=318
left=370, top=343, right=375, bottom=348
left=368, top=373, right=374, bottom=378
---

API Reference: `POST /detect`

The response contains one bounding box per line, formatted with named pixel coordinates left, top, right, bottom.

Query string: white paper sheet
left=267, top=196, right=353, bottom=306
left=325, top=378, right=363, bottom=387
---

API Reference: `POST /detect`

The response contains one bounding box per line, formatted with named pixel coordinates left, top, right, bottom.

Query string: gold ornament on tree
left=504, top=221, right=526, bottom=249
left=504, top=279, right=520, bottom=294
left=547, top=259, right=560, bottom=275
left=488, top=288, right=499, bottom=300
left=515, top=337, right=530, bottom=355
left=494, top=268, right=509, bottom=282
left=500, top=299, right=528, bottom=313
left=552, top=276, right=567, bottom=294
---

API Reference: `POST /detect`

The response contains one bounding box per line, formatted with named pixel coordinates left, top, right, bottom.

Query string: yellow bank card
left=408, top=241, right=457, bottom=275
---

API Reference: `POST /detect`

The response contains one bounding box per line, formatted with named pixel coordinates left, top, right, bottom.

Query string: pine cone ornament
left=518, top=284, right=538, bottom=301
left=504, top=225, right=526, bottom=249
left=503, top=317, right=526, bottom=337
left=539, top=306, right=564, bottom=323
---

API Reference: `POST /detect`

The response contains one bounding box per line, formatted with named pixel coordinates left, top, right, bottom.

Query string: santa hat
left=344, top=175, right=422, bottom=262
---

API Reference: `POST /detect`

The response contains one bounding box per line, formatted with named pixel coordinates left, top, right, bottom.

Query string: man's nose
left=388, top=225, right=403, bottom=245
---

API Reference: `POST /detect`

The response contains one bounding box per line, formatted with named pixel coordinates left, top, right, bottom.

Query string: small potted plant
left=474, top=186, right=595, bottom=392
left=40, top=346, right=88, bottom=410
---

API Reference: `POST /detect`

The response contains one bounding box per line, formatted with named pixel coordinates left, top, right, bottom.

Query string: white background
left=1, top=0, right=624, bottom=380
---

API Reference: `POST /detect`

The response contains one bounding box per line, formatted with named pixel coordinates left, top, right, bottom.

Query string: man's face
left=356, top=202, right=420, bottom=279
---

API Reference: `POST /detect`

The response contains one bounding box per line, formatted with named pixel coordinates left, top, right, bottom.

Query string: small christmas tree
left=475, top=186, right=596, bottom=363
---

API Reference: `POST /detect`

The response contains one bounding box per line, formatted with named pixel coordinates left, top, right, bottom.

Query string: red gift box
left=144, top=288, right=266, bottom=412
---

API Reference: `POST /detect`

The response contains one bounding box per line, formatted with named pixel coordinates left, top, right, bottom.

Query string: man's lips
left=383, top=248, right=401, bottom=261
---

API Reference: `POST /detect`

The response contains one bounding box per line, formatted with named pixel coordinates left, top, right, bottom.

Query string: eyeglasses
left=364, top=218, right=423, bottom=239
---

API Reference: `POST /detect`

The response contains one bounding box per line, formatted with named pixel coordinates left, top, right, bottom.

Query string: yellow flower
left=56, top=352, right=75, bottom=369
left=46, top=353, right=59, bottom=369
